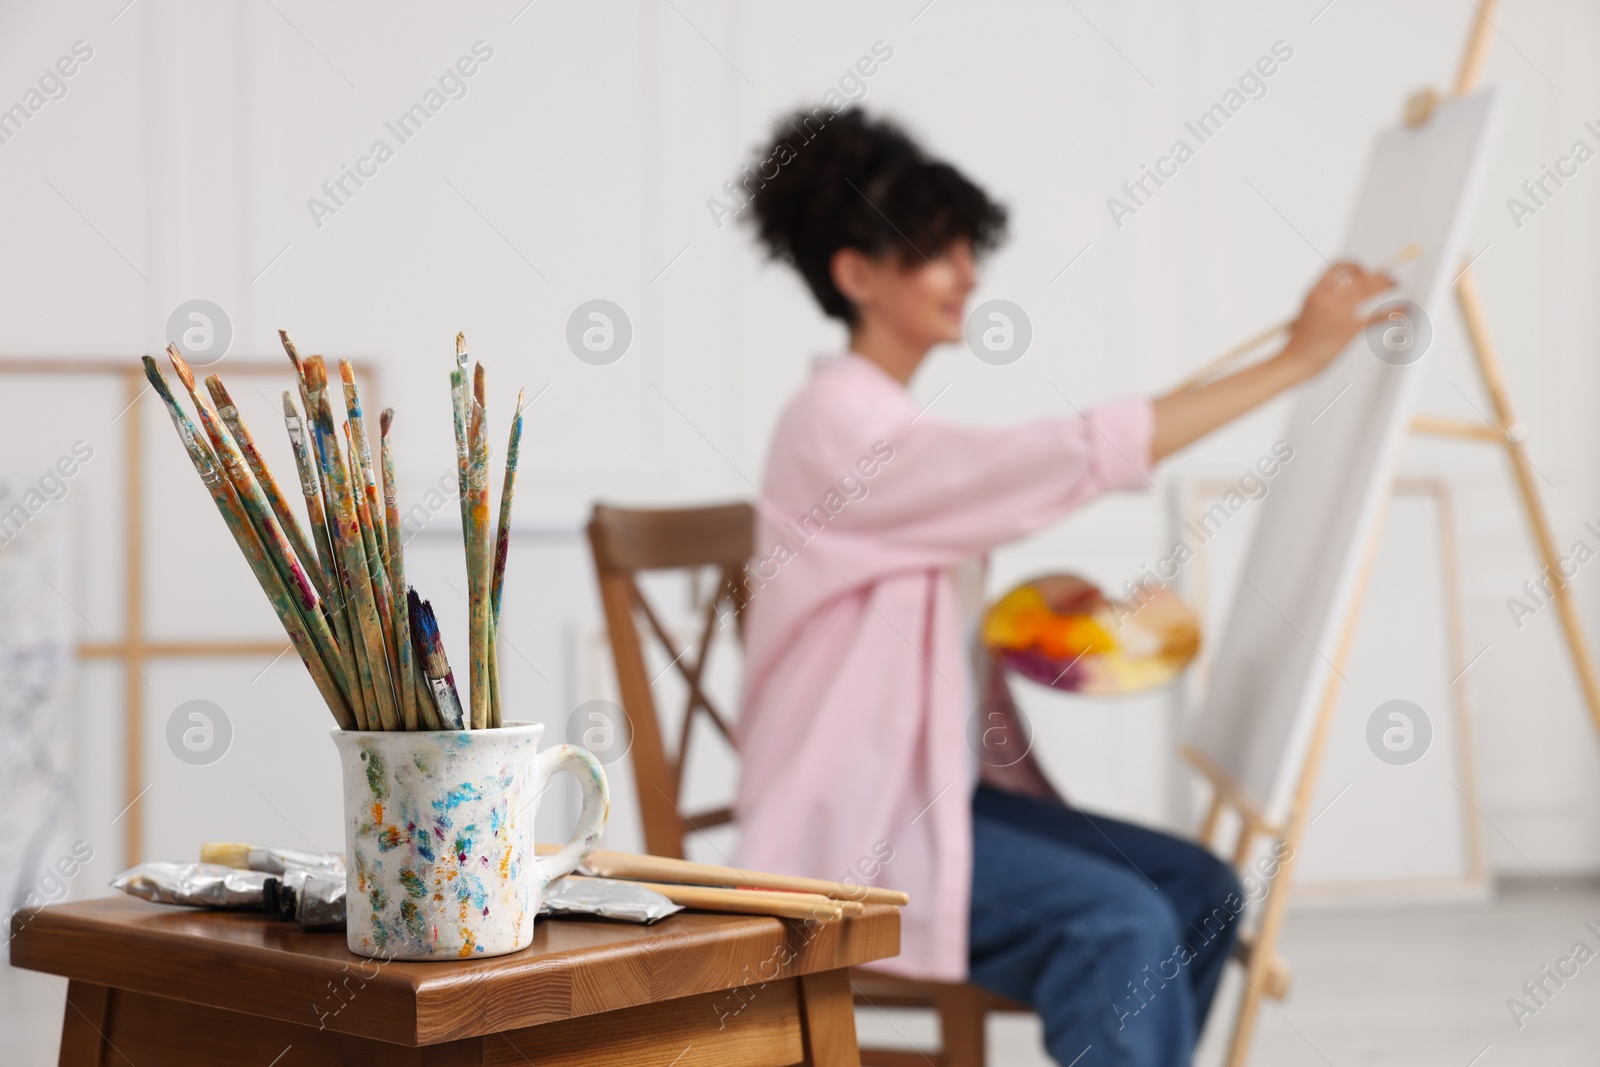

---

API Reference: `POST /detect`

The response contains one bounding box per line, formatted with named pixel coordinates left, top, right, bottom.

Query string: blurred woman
left=734, top=109, right=1390, bottom=1067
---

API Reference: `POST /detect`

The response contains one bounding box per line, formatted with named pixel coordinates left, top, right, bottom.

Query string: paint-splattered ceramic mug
left=331, top=721, right=609, bottom=960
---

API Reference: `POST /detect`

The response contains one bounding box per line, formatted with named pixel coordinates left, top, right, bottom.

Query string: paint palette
left=982, top=574, right=1201, bottom=694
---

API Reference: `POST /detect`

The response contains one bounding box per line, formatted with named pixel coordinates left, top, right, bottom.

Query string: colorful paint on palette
left=983, top=574, right=1201, bottom=695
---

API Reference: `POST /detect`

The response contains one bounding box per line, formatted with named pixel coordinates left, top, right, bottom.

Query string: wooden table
left=8, top=896, right=899, bottom=1066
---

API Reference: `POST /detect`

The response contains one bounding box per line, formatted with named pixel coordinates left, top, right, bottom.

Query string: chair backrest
left=586, top=501, right=754, bottom=859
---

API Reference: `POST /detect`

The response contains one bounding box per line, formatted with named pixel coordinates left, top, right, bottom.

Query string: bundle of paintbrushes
left=141, top=331, right=526, bottom=732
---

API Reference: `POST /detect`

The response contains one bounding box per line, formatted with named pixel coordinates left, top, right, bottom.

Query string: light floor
left=857, top=882, right=1600, bottom=1067
left=4, top=885, right=1597, bottom=1065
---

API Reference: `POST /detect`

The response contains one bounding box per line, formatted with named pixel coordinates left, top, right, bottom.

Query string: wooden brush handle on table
left=624, top=881, right=850, bottom=922
left=536, top=846, right=909, bottom=913
left=579, top=849, right=910, bottom=906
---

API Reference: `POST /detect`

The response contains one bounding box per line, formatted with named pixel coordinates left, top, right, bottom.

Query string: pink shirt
left=735, top=353, right=1154, bottom=980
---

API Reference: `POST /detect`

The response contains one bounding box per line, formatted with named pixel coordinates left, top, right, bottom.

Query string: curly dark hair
left=742, top=108, right=1008, bottom=324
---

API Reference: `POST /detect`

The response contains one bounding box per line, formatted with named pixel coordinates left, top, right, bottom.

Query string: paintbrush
left=296, top=345, right=345, bottom=601
left=467, top=364, right=499, bottom=726
left=283, top=391, right=338, bottom=578
left=572, top=849, right=912, bottom=907
left=471, top=361, right=498, bottom=725
left=1173, top=243, right=1425, bottom=392
left=491, top=389, right=527, bottom=620
left=279, top=330, right=340, bottom=584
left=209, top=378, right=332, bottom=606
left=345, top=417, right=405, bottom=721
left=142, top=356, right=355, bottom=730
left=410, top=588, right=465, bottom=730
left=466, top=396, right=491, bottom=730
left=278, top=329, right=309, bottom=413
left=487, top=388, right=527, bottom=730
left=323, top=405, right=385, bottom=730
left=306, top=358, right=400, bottom=731
left=310, top=377, right=381, bottom=732
left=379, top=409, right=423, bottom=731
left=282, top=391, right=353, bottom=687
left=451, top=333, right=471, bottom=538
left=294, top=389, right=369, bottom=734
left=278, top=326, right=319, bottom=518
left=199, top=842, right=343, bottom=875
left=347, top=415, right=405, bottom=728
left=470, top=362, right=497, bottom=725
left=341, top=360, right=388, bottom=570
left=609, top=880, right=844, bottom=922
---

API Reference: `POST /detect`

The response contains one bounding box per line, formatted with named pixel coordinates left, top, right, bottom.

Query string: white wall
left=1, top=0, right=1597, bottom=894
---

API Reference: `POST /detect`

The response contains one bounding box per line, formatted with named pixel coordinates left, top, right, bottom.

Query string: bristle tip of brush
left=303, top=355, right=328, bottom=391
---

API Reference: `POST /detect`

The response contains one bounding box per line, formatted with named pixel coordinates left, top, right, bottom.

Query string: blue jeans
left=969, top=785, right=1242, bottom=1067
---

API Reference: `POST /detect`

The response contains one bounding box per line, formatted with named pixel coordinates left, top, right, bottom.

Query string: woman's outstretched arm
left=1150, top=262, right=1394, bottom=461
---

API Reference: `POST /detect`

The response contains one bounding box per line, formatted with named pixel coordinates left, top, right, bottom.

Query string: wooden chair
left=587, top=501, right=1028, bottom=1067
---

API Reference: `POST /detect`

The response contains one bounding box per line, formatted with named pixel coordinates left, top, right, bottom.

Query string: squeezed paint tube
left=113, top=865, right=680, bottom=927
left=112, top=862, right=275, bottom=909
left=111, top=861, right=345, bottom=929
left=539, top=875, right=682, bottom=924
left=264, top=868, right=347, bottom=929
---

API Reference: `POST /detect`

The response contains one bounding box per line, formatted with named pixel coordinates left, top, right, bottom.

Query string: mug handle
left=533, top=744, right=611, bottom=890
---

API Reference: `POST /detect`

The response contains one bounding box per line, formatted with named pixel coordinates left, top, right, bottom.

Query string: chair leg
left=936, top=986, right=988, bottom=1067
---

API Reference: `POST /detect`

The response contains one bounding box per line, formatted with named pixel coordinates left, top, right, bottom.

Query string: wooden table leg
left=798, top=970, right=861, bottom=1067
left=58, top=981, right=110, bottom=1067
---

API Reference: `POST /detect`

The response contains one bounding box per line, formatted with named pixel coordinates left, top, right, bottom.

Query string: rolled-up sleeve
left=1082, top=395, right=1155, bottom=493
left=819, top=395, right=1154, bottom=559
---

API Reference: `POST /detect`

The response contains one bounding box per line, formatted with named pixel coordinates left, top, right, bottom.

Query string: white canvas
left=1185, top=88, right=1509, bottom=825
left=1181, top=480, right=1485, bottom=896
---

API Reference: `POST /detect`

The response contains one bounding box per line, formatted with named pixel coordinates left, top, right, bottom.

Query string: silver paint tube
left=115, top=865, right=677, bottom=927
left=266, top=868, right=347, bottom=929
left=540, top=875, right=683, bottom=924
left=112, top=862, right=273, bottom=908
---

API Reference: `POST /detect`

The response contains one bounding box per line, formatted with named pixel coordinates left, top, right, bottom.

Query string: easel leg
left=1456, top=266, right=1600, bottom=736
left=1223, top=487, right=1394, bottom=1066
left=1228, top=799, right=1318, bottom=1067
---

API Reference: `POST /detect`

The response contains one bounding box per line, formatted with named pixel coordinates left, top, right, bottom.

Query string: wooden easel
left=1180, top=3, right=1600, bottom=1063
